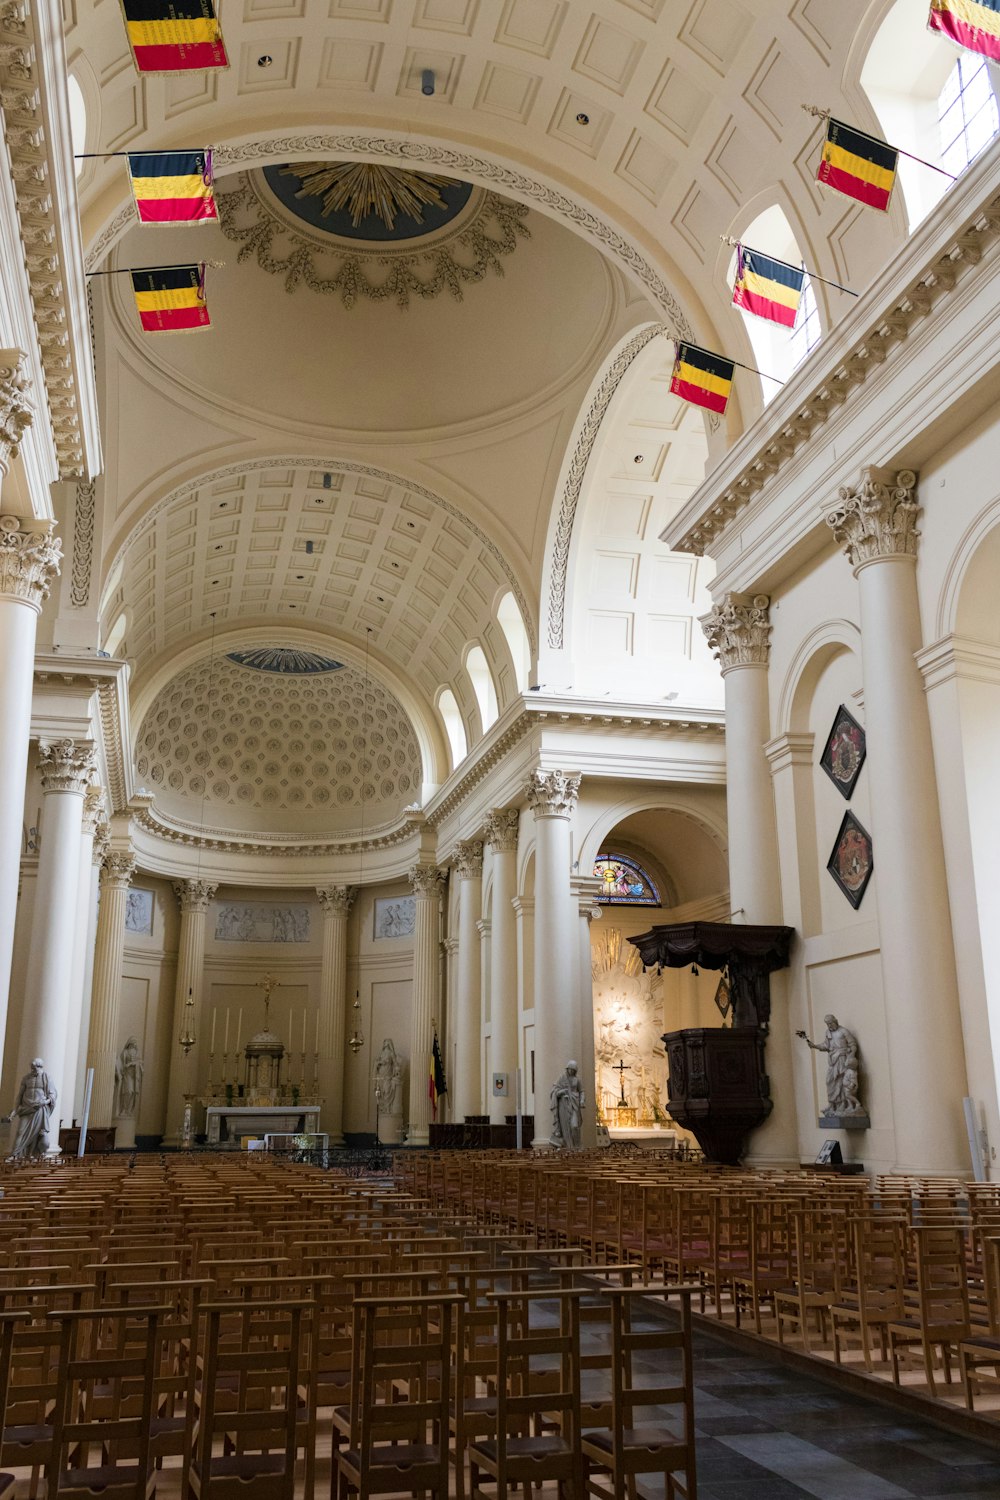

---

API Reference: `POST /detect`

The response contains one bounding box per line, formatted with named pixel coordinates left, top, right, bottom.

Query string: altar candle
left=210, top=1007, right=216, bottom=1054
left=315, top=1008, right=320, bottom=1055
left=223, top=1007, right=229, bottom=1054
left=302, top=1009, right=307, bottom=1053
left=235, top=1008, right=242, bottom=1054
left=289, top=1009, right=294, bottom=1050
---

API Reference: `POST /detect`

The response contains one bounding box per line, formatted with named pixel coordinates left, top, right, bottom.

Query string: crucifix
left=613, top=1057, right=631, bottom=1107
left=260, top=972, right=279, bottom=1030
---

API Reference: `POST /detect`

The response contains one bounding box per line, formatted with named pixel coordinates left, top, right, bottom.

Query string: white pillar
left=453, top=840, right=483, bottom=1122
left=407, top=865, right=446, bottom=1145
left=317, top=886, right=355, bottom=1146
left=86, top=849, right=137, bottom=1128
left=73, top=826, right=105, bottom=1120
left=61, top=787, right=103, bottom=1125
left=442, top=935, right=458, bottom=1121
left=18, top=739, right=96, bottom=1126
left=701, top=594, right=798, bottom=1165
left=571, top=876, right=602, bottom=1149
left=164, top=879, right=216, bottom=1140
left=486, top=809, right=519, bottom=1127
left=0, top=494, right=62, bottom=1053
left=826, top=467, right=968, bottom=1172
left=527, top=769, right=581, bottom=1148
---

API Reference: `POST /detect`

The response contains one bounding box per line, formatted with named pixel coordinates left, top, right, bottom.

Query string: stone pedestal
left=378, top=1111, right=403, bottom=1145
left=819, top=1111, right=870, bottom=1131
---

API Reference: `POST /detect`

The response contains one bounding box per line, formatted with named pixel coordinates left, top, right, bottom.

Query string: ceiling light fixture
left=576, top=112, right=590, bottom=125
left=257, top=54, right=272, bottom=67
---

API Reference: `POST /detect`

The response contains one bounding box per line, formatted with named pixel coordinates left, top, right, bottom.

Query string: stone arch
left=776, top=620, right=864, bottom=736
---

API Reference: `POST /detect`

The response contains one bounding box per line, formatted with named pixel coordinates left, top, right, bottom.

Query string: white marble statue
left=114, top=1037, right=144, bottom=1119
left=796, top=1015, right=864, bottom=1116
left=10, top=1059, right=57, bottom=1158
left=550, top=1060, right=585, bottom=1150
left=374, top=1038, right=402, bottom=1115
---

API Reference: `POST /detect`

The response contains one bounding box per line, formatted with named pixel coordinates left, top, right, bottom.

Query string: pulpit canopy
left=628, top=921, right=793, bottom=1029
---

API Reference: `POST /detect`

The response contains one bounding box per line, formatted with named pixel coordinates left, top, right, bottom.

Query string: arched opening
left=436, top=687, right=467, bottom=773
left=727, top=205, right=822, bottom=404
left=464, top=643, right=498, bottom=736
left=497, top=593, right=531, bottom=693
left=68, top=74, right=86, bottom=179
left=104, top=610, right=128, bottom=658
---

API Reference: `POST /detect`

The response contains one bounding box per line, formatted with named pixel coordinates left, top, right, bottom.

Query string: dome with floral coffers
left=134, top=652, right=421, bottom=836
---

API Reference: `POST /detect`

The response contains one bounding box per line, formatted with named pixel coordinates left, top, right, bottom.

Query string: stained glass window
left=593, top=853, right=659, bottom=906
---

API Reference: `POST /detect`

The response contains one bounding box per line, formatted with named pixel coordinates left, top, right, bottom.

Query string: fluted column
left=825, top=467, right=967, bottom=1171
left=73, top=823, right=106, bottom=1117
left=19, top=740, right=96, bottom=1125
left=407, top=865, right=446, bottom=1145
left=60, top=787, right=103, bottom=1125
left=453, top=840, right=483, bottom=1121
left=527, top=769, right=581, bottom=1147
left=0, top=362, right=60, bottom=1049
left=571, top=875, right=603, bottom=1149
left=317, top=886, right=356, bottom=1146
left=86, top=850, right=137, bottom=1127
left=164, top=879, right=217, bottom=1139
left=701, top=593, right=798, bottom=1164
left=486, top=809, right=519, bottom=1126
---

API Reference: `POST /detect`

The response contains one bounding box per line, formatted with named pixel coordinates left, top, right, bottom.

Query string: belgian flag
left=127, top=151, right=216, bottom=225
left=929, top=0, right=1000, bottom=62
left=120, top=0, right=228, bottom=74
left=131, top=265, right=210, bottom=333
left=429, top=1033, right=447, bottom=1120
left=817, top=118, right=898, bottom=212
left=670, top=342, right=735, bottom=416
left=732, top=246, right=804, bottom=329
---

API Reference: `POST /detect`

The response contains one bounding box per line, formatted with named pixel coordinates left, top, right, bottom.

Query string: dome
left=134, top=651, right=421, bottom=836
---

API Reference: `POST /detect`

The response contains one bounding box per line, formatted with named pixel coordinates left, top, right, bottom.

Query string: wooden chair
left=582, top=1283, right=698, bottom=1500
left=336, top=1291, right=463, bottom=1500
left=888, top=1225, right=971, bottom=1395
left=831, top=1217, right=907, bottom=1371
left=775, top=1204, right=849, bottom=1352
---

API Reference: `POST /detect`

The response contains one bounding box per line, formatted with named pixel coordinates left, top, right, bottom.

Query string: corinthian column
left=0, top=362, right=60, bottom=1048
left=453, top=840, right=484, bottom=1122
left=86, top=850, right=137, bottom=1127
left=18, top=740, right=96, bottom=1121
left=701, top=593, right=797, bottom=1164
left=407, top=865, right=446, bottom=1145
left=825, top=467, right=967, bottom=1171
left=527, top=769, right=581, bottom=1147
left=317, top=886, right=355, bottom=1145
left=485, top=809, right=519, bottom=1126
left=164, top=879, right=217, bottom=1139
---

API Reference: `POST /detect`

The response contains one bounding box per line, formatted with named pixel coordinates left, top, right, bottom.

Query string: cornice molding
left=667, top=152, right=1000, bottom=558
left=764, top=732, right=815, bottom=774
left=131, top=798, right=425, bottom=857
left=917, top=635, right=1000, bottom=690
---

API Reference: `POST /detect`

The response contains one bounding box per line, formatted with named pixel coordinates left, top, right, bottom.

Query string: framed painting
left=819, top=703, right=866, bottom=800
left=713, top=975, right=731, bottom=1019
left=827, top=810, right=874, bottom=909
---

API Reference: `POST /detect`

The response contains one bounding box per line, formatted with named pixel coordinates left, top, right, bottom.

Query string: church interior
left=3, top=0, right=1000, bottom=1492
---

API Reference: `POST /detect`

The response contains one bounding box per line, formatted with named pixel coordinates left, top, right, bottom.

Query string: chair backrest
left=487, top=1287, right=584, bottom=1487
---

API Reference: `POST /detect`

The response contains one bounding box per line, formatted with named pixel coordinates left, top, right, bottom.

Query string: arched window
left=465, top=644, right=498, bottom=734
left=105, top=611, right=127, bottom=658
left=437, top=687, right=467, bottom=773
left=939, top=53, right=1000, bottom=175
left=593, top=853, right=660, bottom=906
left=68, top=74, right=87, bottom=179
left=728, top=205, right=823, bottom=403
left=497, top=592, right=531, bottom=692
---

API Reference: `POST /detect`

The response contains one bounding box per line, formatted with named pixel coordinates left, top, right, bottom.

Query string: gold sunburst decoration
left=279, top=163, right=454, bottom=230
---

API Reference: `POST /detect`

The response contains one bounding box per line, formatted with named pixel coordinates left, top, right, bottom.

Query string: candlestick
left=288, top=1008, right=294, bottom=1052
left=223, top=1007, right=230, bottom=1054
left=302, top=1009, right=307, bottom=1054
left=236, top=1007, right=242, bottom=1054
left=315, top=1008, right=320, bottom=1056
left=210, top=1007, right=217, bottom=1055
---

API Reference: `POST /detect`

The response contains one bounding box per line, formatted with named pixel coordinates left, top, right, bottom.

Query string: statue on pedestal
left=374, top=1038, right=403, bottom=1144
left=10, top=1059, right=56, bottom=1158
left=796, top=1014, right=870, bottom=1128
left=114, top=1037, right=143, bottom=1119
left=550, top=1060, right=585, bottom=1150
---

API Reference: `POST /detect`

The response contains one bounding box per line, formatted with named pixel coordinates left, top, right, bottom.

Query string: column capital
left=81, top=786, right=106, bottom=836
left=825, top=466, right=920, bottom=572
left=172, top=878, right=217, bottom=914
left=700, top=593, right=771, bottom=671
left=484, top=807, right=519, bottom=853
left=454, top=839, right=484, bottom=880
left=409, top=864, right=447, bottom=898
left=0, top=350, right=33, bottom=475
left=0, top=515, right=62, bottom=611
left=37, top=738, right=96, bottom=795
left=317, top=884, right=356, bottom=916
left=526, top=768, right=581, bottom=819
left=92, top=823, right=110, bottom=866
left=101, top=850, right=136, bottom=889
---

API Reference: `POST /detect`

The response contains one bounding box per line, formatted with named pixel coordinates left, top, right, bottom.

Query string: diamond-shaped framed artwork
left=819, top=703, right=866, bottom=800
left=827, top=810, right=874, bottom=909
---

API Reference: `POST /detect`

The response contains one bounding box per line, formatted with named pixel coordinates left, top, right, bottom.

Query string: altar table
left=205, top=1105, right=321, bottom=1145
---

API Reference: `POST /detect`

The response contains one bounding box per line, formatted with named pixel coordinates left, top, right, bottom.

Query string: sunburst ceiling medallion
left=264, top=162, right=473, bottom=242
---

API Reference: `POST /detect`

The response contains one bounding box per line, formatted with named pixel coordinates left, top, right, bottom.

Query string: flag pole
left=802, top=103, right=957, bottom=181
left=721, top=235, right=859, bottom=297
left=74, top=148, right=212, bottom=159
left=86, top=261, right=223, bottom=277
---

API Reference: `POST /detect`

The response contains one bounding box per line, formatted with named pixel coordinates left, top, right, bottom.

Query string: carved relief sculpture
left=374, top=1038, right=402, bottom=1116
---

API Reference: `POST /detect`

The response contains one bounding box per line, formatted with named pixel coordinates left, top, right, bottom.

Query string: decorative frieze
left=526, top=768, right=582, bottom=819
left=172, top=878, right=217, bottom=914
left=484, top=807, right=519, bottom=854
left=101, top=850, right=136, bottom=889
left=317, top=885, right=356, bottom=917
left=454, top=839, right=484, bottom=880
left=0, top=349, right=31, bottom=471
left=824, top=467, right=920, bottom=571
left=69, top=479, right=95, bottom=607
left=0, top=513, right=61, bottom=608
left=700, top=594, right=772, bottom=671
left=408, top=864, right=447, bottom=899
left=37, top=737, right=95, bottom=794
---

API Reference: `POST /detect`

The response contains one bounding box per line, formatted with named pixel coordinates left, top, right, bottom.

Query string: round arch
left=775, top=619, right=864, bottom=736
left=936, top=489, right=1000, bottom=639
left=576, top=794, right=728, bottom=875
